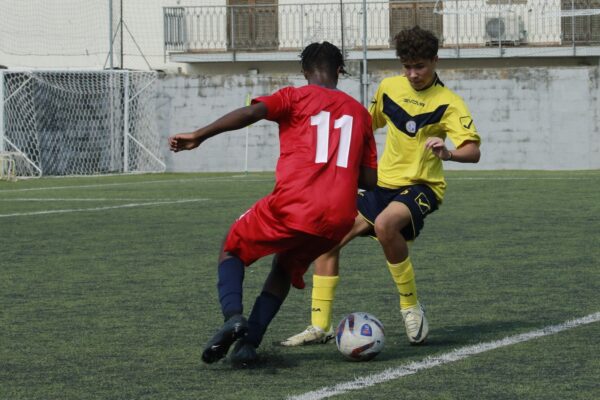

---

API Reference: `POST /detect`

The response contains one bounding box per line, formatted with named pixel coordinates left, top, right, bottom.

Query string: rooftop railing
left=164, top=1, right=600, bottom=59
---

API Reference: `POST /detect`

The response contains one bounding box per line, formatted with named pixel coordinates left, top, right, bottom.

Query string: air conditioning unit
left=485, top=15, right=525, bottom=45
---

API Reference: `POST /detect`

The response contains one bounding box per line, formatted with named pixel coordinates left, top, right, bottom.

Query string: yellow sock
left=387, top=258, right=418, bottom=309
left=311, top=275, right=339, bottom=331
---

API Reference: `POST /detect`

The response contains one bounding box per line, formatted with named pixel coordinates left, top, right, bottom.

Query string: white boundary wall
left=157, top=64, right=600, bottom=172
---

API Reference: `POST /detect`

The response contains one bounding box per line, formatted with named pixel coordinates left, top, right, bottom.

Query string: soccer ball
left=335, top=312, right=385, bottom=361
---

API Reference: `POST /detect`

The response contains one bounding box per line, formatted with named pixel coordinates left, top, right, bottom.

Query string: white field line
left=0, top=198, right=208, bottom=218
left=0, top=174, right=597, bottom=194
left=0, top=175, right=274, bottom=193
left=287, top=312, right=600, bottom=400
left=447, top=176, right=599, bottom=181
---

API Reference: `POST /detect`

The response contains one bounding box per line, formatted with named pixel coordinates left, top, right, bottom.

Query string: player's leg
left=201, top=247, right=249, bottom=364
left=374, top=201, right=426, bottom=343
left=374, top=185, right=437, bottom=344
left=246, top=254, right=292, bottom=348
left=202, top=198, right=281, bottom=364
left=216, top=240, right=245, bottom=320
left=310, top=216, right=371, bottom=334
left=279, top=250, right=340, bottom=347
left=238, top=233, right=339, bottom=356
left=231, top=254, right=291, bottom=364
left=280, top=215, right=371, bottom=346
left=374, top=201, right=415, bottom=303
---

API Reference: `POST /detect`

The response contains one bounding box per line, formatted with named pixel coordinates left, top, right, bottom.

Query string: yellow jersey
left=369, top=74, right=481, bottom=201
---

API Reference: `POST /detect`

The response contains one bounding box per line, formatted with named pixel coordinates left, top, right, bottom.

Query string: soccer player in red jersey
left=168, top=42, right=378, bottom=365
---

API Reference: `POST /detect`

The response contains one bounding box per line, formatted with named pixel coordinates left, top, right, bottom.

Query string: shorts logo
left=401, top=189, right=410, bottom=195
left=415, top=193, right=431, bottom=215
left=405, top=120, right=417, bottom=134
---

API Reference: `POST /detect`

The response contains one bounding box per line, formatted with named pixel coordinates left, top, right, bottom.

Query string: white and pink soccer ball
left=335, top=312, right=385, bottom=361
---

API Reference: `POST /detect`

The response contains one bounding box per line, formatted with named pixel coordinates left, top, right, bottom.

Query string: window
left=561, top=0, right=600, bottom=43
left=389, top=1, right=443, bottom=46
left=227, top=0, right=279, bottom=50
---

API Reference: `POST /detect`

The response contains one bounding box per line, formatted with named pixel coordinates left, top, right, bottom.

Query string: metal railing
left=164, top=1, right=600, bottom=57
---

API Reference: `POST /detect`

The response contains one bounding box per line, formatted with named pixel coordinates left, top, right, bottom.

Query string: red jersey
left=253, top=84, right=377, bottom=241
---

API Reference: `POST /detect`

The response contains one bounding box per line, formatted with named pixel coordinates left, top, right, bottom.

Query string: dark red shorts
left=223, top=197, right=339, bottom=289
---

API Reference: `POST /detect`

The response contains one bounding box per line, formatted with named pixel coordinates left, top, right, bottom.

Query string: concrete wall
left=158, top=59, right=600, bottom=172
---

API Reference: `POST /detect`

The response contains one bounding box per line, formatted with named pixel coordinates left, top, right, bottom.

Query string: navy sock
left=245, top=291, right=283, bottom=348
left=217, top=257, right=245, bottom=321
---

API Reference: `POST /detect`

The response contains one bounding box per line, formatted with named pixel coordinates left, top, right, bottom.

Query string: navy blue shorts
left=357, top=184, right=439, bottom=241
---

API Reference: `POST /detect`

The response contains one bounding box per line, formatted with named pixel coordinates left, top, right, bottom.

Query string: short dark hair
left=300, top=41, right=347, bottom=77
left=394, top=26, right=439, bottom=61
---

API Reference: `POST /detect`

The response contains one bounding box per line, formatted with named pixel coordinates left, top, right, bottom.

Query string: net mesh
left=1, top=70, right=165, bottom=177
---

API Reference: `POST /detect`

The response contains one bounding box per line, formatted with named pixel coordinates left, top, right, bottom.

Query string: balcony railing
left=164, top=1, right=600, bottom=58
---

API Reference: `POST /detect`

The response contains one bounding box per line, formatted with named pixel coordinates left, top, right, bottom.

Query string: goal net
left=0, top=70, right=165, bottom=177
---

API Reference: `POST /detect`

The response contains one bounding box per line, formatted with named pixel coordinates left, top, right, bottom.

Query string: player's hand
left=168, top=133, right=203, bottom=152
left=425, top=137, right=451, bottom=161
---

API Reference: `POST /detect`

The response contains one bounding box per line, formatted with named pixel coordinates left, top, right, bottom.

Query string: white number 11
left=311, top=111, right=353, bottom=168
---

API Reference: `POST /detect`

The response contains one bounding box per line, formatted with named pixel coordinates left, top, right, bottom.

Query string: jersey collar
left=416, top=74, right=444, bottom=92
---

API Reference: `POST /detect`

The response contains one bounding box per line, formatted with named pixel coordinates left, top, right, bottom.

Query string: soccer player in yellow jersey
left=282, top=26, right=481, bottom=346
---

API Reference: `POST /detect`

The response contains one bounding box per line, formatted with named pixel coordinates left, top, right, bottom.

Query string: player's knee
left=373, top=218, right=394, bottom=243
left=374, top=215, right=410, bottom=245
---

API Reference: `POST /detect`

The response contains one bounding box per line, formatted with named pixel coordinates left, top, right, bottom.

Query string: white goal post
left=0, top=152, right=16, bottom=181
left=0, top=70, right=165, bottom=178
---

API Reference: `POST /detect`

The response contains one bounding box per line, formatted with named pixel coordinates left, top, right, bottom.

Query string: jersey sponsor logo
left=414, top=192, right=432, bottom=215
left=460, top=116, right=474, bottom=129
left=383, top=93, right=449, bottom=138
left=403, top=98, right=425, bottom=107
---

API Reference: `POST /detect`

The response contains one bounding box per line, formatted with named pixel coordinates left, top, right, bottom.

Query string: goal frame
left=0, top=69, right=165, bottom=178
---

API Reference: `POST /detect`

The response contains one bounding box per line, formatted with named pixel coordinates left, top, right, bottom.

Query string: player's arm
left=425, top=137, right=480, bottom=163
left=368, top=83, right=387, bottom=130
left=358, top=116, right=378, bottom=189
left=169, top=102, right=268, bottom=152
left=358, top=166, right=377, bottom=190
left=358, top=115, right=377, bottom=190
left=432, top=98, right=481, bottom=162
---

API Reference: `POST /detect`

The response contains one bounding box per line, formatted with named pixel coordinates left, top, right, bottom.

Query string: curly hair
left=394, top=26, right=439, bottom=61
left=300, top=41, right=347, bottom=77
